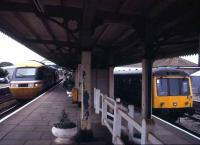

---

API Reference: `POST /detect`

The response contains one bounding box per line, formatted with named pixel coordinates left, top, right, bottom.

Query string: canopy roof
left=0, top=0, right=199, bottom=69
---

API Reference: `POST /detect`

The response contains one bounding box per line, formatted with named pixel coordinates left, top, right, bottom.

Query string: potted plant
left=52, top=109, right=78, bottom=144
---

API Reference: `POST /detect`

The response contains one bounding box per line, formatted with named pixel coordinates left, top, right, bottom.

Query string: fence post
left=94, top=88, right=96, bottom=110
left=141, top=119, right=147, bottom=144
left=96, top=89, right=101, bottom=114
left=101, top=94, right=107, bottom=125
left=128, top=105, right=134, bottom=142
left=112, top=99, right=122, bottom=144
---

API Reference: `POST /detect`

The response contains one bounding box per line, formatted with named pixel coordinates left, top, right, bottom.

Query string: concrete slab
left=0, top=83, right=112, bottom=145
left=24, top=140, right=51, bottom=145
left=0, top=140, right=25, bottom=145
left=3, top=131, right=42, bottom=140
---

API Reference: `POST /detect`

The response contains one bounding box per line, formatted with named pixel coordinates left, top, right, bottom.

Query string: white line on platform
left=0, top=105, right=17, bottom=116
left=194, top=100, right=200, bottom=103
left=0, top=82, right=62, bottom=123
left=152, top=115, right=200, bottom=141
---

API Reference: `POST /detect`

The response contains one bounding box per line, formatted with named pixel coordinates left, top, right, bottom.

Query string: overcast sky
left=0, top=31, right=198, bottom=65
left=0, top=32, right=45, bottom=65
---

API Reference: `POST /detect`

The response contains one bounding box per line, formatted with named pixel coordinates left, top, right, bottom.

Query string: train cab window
left=15, top=68, right=36, bottom=78
left=157, top=78, right=190, bottom=96
left=157, top=79, right=168, bottom=96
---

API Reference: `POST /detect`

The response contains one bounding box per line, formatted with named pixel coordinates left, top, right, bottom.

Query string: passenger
left=63, top=75, right=75, bottom=98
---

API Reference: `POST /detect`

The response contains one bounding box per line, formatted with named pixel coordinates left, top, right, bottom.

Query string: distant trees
left=0, top=62, right=13, bottom=67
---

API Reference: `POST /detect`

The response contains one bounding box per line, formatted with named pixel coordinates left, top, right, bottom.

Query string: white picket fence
left=94, top=88, right=163, bottom=145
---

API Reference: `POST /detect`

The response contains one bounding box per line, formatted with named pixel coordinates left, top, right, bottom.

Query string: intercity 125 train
left=114, top=67, right=194, bottom=121
left=9, top=60, right=59, bottom=100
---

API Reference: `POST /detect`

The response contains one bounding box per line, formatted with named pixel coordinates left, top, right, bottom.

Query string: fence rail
left=94, top=88, right=163, bottom=145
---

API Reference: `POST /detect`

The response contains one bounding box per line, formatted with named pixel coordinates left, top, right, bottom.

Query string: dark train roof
left=153, top=68, right=189, bottom=76
left=114, top=67, right=189, bottom=76
left=0, top=0, right=199, bottom=68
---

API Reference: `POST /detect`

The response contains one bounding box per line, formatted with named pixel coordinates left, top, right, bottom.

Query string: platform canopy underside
left=0, top=0, right=199, bottom=68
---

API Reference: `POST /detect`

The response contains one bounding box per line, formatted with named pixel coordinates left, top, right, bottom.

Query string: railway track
left=194, top=100, right=200, bottom=114
left=0, top=87, right=22, bottom=119
left=175, top=115, right=200, bottom=138
left=0, top=101, right=26, bottom=119
left=160, top=101, right=200, bottom=139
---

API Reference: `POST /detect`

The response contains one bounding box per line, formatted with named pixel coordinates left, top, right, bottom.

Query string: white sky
left=0, top=31, right=198, bottom=65
left=181, top=55, right=198, bottom=64
left=0, top=32, right=45, bottom=65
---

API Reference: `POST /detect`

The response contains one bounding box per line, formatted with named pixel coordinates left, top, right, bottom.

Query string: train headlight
left=173, top=102, right=177, bottom=106
left=160, top=102, right=164, bottom=107
left=34, top=83, right=41, bottom=87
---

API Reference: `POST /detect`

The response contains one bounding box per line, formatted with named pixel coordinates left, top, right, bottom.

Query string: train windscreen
left=157, top=78, right=190, bottom=96
left=15, top=68, right=37, bottom=78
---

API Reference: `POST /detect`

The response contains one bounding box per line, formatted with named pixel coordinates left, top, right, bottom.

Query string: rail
left=94, top=88, right=163, bottom=145
left=0, top=87, right=10, bottom=96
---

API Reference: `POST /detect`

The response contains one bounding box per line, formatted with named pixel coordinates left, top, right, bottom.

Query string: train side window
left=36, top=68, right=43, bottom=79
left=181, top=79, right=189, bottom=95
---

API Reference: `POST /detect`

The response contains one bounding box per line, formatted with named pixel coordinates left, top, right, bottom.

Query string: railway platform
left=0, top=82, right=199, bottom=145
left=0, top=83, right=112, bottom=145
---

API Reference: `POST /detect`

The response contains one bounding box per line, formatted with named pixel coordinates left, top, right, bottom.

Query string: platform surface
left=0, top=83, right=112, bottom=145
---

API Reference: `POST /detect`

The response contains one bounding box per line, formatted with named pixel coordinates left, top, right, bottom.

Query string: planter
left=52, top=126, right=78, bottom=144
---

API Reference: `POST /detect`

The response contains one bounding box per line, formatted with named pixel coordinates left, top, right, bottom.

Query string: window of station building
left=157, top=78, right=190, bottom=96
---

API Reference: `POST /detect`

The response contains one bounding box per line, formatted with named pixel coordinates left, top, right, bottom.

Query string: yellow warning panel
left=72, top=88, right=78, bottom=103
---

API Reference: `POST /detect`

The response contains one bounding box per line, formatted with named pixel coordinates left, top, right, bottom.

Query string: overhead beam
left=81, top=0, right=98, bottom=48
left=13, top=13, right=39, bottom=39
left=92, top=24, right=109, bottom=46
left=31, top=0, right=64, bottom=53
left=23, top=39, right=79, bottom=47
left=13, top=13, right=53, bottom=52
left=0, top=2, right=35, bottom=12
left=0, top=1, right=143, bottom=28
left=162, top=39, right=198, bottom=46
left=156, top=7, right=199, bottom=36
left=112, top=29, right=135, bottom=46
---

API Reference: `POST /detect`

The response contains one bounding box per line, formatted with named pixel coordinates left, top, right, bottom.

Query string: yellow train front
left=152, top=69, right=194, bottom=121
left=114, top=68, right=194, bottom=121
left=10, top=60, right=58, bottom=100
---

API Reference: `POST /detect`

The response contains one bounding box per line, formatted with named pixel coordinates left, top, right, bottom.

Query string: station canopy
left=0, top=0, right=199, bottom=69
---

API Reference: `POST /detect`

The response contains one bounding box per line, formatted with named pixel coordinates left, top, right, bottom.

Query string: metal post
left=142, top=58, right=152, bottom=119
left=109, top=67, right=114, bottom=99
left=141, top=58, right=153, bottom=144
left=128, top=105, right=134, bottom=141
left=81, top=51, right=92, bottom=130
left=78, top=64, right=83, bottom=106
left=198, top=34, right=200, bottom=67
left=75, top=68, right=79, bottom=89
left=141, top=119, right=147, bottom=144
left=94, top=88, right=96, bottom=110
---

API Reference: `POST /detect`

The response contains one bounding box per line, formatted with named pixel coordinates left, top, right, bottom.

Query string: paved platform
left=0, top=83, right=112, bottom=145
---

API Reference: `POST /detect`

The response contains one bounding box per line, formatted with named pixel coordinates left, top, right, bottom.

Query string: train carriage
left=10, top=60, right=59, bottom=100
left=114, top=67, right=194, bottom=121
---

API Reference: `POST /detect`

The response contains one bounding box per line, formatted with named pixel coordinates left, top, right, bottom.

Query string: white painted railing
left=94, top=88, right=163, bottom=145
